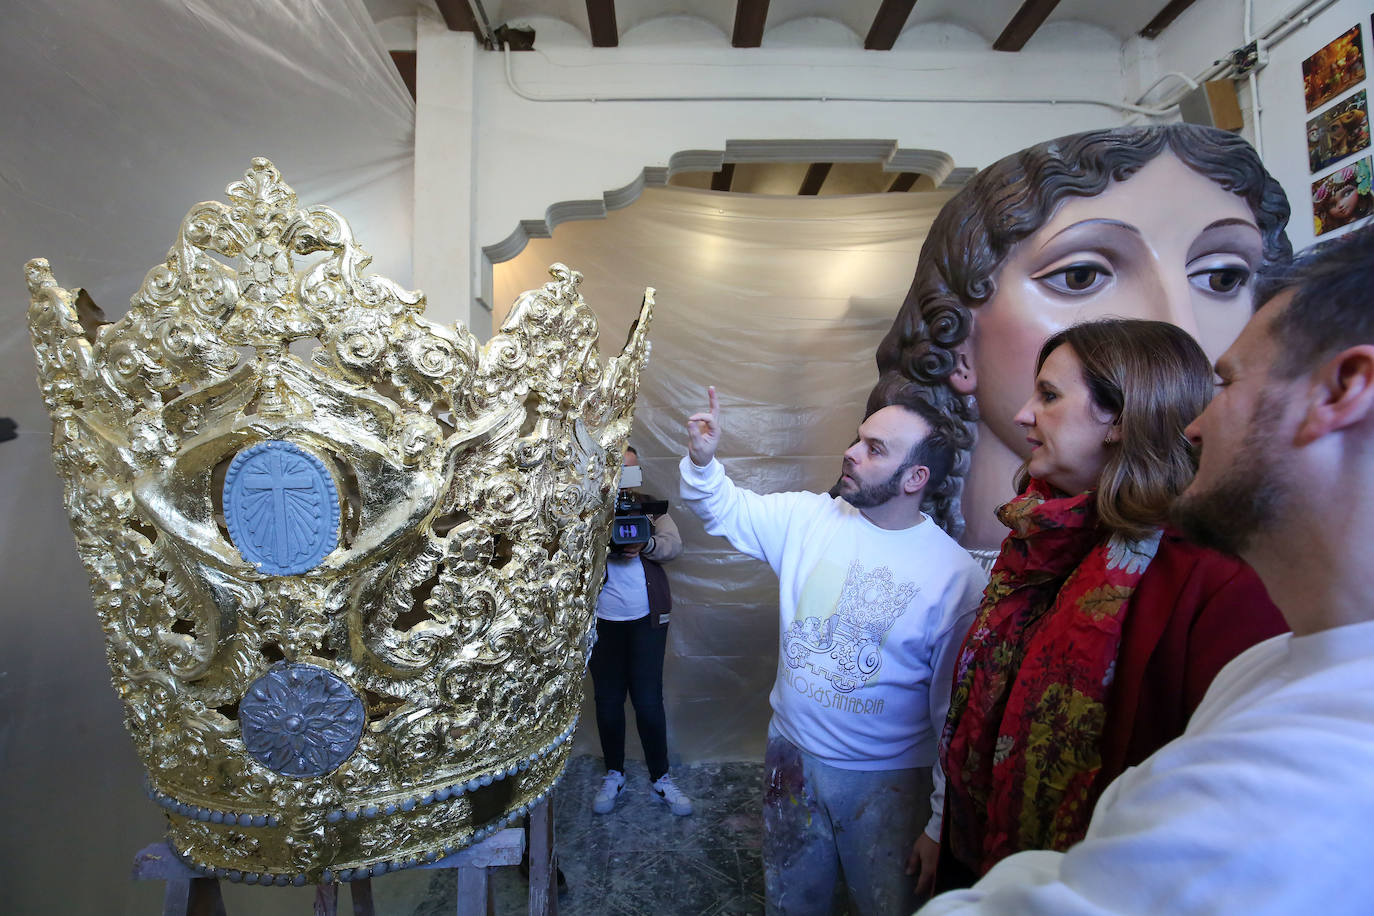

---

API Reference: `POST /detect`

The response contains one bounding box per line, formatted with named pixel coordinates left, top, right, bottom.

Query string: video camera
left=611, top=464, right=669, bottom=552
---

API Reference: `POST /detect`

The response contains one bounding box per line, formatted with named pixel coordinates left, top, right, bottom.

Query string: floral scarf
left=941, top=479, right=1162, bottom=875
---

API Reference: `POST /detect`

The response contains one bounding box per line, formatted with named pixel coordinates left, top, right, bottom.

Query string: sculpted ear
left=1296, top=345, right=1374, bottom=445
left=949, top=344, right=976, bottom=395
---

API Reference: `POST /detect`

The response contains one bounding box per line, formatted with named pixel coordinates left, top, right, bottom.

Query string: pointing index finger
left=708, top=385, right=718, bottom=418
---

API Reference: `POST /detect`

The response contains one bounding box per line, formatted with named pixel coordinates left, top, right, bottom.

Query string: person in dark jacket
left=588, top=446, right=691, bottom=816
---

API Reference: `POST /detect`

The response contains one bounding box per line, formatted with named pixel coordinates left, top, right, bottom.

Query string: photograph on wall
left=1312, top=156, right=1373, bottom=235
left=1308, top=90, right=1371, bottom=173
left=1302, top=23, right=1366, bottom=112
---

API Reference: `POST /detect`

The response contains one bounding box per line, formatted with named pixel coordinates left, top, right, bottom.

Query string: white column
left=414, top=13, right=486, bottom=337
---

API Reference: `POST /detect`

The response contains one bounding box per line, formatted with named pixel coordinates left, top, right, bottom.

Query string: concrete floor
left=407, top=755, right=767, bottom=916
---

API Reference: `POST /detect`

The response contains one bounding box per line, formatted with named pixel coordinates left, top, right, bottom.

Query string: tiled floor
left=410, top=755, right=766, bottom=915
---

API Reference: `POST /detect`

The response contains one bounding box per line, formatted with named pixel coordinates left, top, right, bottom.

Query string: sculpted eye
left=1039, top=263, right=1111, bottom=295
left=1189, top=267, right=1250, bottom=295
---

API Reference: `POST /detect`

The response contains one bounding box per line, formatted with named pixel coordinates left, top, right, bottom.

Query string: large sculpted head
left=870, top=124, right=1292, bottom=542
left=26, top=159, right=653, bottom=884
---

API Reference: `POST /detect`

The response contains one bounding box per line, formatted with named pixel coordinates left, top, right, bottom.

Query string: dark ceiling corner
left=390, top=50, right=417, bottom=100
left=1139, top=0, right=1200, bottom=40
left=435, top=0, right=481, bottom=33
left=864, top=0, right=918, bottom=51
left=494, top=24, right=536, bottom=50
left=798, top=162, right=832, bottom=195
left=586, top=0, right=619, bottom=47
left=732, top=0, right=770, bottom=48
left=993, top=0, right=1063, bottom=52
left=886, top=172, right=918, bottom=193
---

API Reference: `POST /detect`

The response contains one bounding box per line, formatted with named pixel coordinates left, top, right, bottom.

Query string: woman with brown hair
left=927, top=319, right=1288, bottom=892
left=870, top=124, right=1292, bottom=554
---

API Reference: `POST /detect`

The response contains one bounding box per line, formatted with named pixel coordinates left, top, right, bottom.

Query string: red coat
left=1094, top=530, right=1289, bottom=791
left=936, top=530, right=1288, bottom=892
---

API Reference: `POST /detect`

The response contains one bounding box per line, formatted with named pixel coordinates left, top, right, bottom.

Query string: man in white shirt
left=681, top=387, right=987, bottom=915
left=918, top=225, right=1374, bottom=914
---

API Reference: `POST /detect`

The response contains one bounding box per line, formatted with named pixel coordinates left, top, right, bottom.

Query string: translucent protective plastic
left=495, top=185, right=955, bottom=764
left=1, top=3, right=413, bottom=911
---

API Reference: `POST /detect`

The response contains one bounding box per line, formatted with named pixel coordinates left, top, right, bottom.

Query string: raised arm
left=686, top=384, right=721, bottom=467
left=679, top=385, right=817, bottom=566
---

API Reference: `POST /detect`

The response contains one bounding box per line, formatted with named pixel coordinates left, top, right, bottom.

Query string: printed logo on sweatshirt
left=784, top=559, right=917, bottom=694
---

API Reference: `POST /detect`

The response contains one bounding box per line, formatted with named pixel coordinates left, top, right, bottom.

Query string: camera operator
left=589, top=446, right=692, bottom=816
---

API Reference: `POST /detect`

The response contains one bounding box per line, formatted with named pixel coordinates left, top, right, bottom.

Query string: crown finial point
left=24, top=258, right=55, bottom=294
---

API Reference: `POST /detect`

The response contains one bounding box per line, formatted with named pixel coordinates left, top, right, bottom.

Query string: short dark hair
left=892, top=398, right=957, bottom=504
left=1259, top=224, right=1374, bottom=378
left=625, top=445, right=638, bottom=457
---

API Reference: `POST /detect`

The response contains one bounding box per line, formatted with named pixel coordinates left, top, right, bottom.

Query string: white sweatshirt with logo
left=680, top=456, right=986, bottom=837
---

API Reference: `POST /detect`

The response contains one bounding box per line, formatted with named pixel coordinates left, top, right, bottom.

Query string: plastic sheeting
left=494, top=185, right=955, bottom=766
left=0, top=3, right=413, bottom=913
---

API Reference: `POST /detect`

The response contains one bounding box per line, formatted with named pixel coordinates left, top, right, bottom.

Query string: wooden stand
left=134, top=797, right=558, bottom=916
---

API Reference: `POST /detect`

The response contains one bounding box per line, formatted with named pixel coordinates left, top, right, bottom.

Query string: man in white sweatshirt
left=918, top=225, right=1374, bottom=914
left=681, top=387, right=987, bottom=916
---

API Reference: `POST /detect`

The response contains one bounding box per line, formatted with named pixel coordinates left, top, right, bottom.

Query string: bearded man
left=918, top=225, right=1374, bottom=915
left=681, top=387, right=987, bottom=916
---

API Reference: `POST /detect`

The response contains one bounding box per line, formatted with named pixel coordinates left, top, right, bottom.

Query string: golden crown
left=26, top=158, right=653, bottom=884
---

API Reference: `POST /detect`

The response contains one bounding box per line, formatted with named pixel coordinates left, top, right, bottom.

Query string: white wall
left=410, top=2, right=1374, bottom=335
left=1139, top=0, right=1374, bottom=251
left=411, top=13, right=1142, bottom=332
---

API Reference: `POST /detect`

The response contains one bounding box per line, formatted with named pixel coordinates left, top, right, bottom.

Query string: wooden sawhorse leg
left=526, top=797, right=557, bottom=916
left=135, top=795, right=550, bottom=916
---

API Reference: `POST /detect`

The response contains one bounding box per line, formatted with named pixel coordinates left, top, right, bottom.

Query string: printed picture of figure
left=1308, top=90, right=1370, bottom=172
left=1302, top=24, right=1366, bottom=112
left=1312, top=157, right=1374, bottom=235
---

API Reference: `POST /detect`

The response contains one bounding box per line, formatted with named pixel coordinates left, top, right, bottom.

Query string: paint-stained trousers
left=763, top=733, right=933, bottom=916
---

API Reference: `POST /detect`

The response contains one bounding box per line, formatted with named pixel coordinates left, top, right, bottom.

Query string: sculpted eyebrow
left=1201, top=217, right=1261, bottom=234
left=1188, top=220, right=1263, bottom=262
left=1038, top=218, right=1142, bottom=250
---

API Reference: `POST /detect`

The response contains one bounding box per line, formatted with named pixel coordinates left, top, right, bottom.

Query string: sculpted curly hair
left=867, top=123, right=1292, bottom=539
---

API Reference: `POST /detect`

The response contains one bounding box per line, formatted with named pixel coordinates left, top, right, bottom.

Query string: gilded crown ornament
left=25, top=158, right=654, bottom=884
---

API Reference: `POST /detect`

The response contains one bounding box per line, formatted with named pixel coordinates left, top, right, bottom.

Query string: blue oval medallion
left=239, top=664, right=365, bottom=778
left=223, top=440, right=339, bottom=575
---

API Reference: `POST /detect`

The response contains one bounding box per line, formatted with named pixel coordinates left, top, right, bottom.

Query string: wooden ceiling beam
left=992, top=0, right=1062, bottom=52
left=711, top=163, right=736, bottom=193
left=586, top=0, right=619, bottom=47
left=389, top=50, right=417, bottom=101
left=733, top=0, right=770, bottom=48
left=1139, top=0, right=1201, bottom=40
left=799, top=163, right=832, bottom=196
left=434, top=0, right=480, bottom=33
left=886, top=172, right=918, bottom=193
left=865, top=0, right=919, bottom=51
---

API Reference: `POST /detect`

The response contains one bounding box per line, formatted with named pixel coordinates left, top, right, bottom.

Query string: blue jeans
left=763, top=733, right=932, bottom=916
left=589, top=614, right=670, bottom=780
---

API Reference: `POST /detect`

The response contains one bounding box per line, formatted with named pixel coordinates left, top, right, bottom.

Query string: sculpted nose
left=1156, top=271, right=1200, bottom=340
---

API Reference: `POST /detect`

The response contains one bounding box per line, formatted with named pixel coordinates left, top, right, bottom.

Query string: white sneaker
left=592, top=770, right=625, bottom=814
left=650, top=774, right=693, bottom=816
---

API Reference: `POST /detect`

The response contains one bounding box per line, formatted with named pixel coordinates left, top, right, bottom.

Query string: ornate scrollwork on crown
left=25, top=158, right=654, bottom=883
